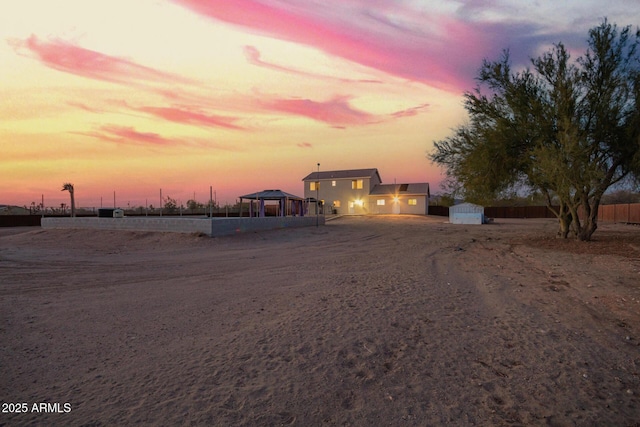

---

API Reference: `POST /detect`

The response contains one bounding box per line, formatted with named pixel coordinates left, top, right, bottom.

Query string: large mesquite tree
left=430, top=20, right=640, bottom=240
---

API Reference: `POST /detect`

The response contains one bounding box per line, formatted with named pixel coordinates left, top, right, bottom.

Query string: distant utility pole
left=316, top=163, right=320, bottom=227
left=210, top=186, right=213, bottom=217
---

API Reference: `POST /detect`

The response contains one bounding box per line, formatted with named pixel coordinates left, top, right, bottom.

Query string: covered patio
left=238, top=190, right=306, bottom=217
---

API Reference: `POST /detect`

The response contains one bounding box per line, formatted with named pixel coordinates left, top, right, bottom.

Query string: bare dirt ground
left=1, top=216, right=639, bottom=426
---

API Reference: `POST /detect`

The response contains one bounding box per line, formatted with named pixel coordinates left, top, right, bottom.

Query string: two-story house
left=302, top=168, right=429, bottom=215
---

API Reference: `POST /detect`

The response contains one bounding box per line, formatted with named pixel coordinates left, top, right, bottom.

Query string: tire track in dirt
left=1, top=217, right=639, bottom=425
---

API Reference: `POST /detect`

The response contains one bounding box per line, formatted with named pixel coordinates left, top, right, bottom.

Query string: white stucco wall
left=41, top=216, right=324, bottom=236
left=369, top=195, right=428, bottom=215
left=449, top=203, right=484, bottom=224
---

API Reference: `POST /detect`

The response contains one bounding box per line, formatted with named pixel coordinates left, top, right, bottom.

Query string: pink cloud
left=9, top=35, right=192, bottom=85
left=137, top=106, right=245, bottom=130
left=172, top=0, right=489, bottom=92
left=261, top=94, right=430, bottom=127
left=263, top=96, right=374, bottom=128
left=152, top=86, right=387, bottom=129
left=297, top=142, right=313, bottom=148
left=76, top=125, right=182, bottom=146
left=244, top=45, right=296, bottom=74
left=244, top=45, right=382, bottom=84
left=73, top=125, right=242, bottom=151
left=66, top=95, right=247, bottom=133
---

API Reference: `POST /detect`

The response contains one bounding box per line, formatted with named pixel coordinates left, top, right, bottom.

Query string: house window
left=408, top=198, right=417, bottom=205
left=377, top=199, right=385, bottom=206
left=351, top=179, right=363, bottom=189
left=310, top=182, right=319, bottom=191
left=332, top=180, right=336, bottom=187
left=333, top=200, right=341, bottom=208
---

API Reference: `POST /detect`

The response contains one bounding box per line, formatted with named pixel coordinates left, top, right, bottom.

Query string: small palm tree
left=61, top=183, right=75, bottom=217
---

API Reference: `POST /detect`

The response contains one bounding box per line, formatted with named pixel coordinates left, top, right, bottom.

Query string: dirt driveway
left=1, top=216, right=639, bottom=425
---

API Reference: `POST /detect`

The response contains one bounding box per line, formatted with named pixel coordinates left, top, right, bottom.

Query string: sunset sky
left=2, top=1, right=639, bottom=208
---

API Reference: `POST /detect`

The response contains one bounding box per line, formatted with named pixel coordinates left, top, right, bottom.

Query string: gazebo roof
left=239, top=189, right=304, bottom=201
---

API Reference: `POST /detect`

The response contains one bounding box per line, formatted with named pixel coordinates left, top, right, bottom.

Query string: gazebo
left=238, top=190, right=306, bottom=217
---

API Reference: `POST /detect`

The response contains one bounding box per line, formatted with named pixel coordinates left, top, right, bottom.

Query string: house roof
left=302, top=168, right=381, bottom=182
left=369, top=183, right=430, bottom=197
left=239, top=189, right=304, bottom=201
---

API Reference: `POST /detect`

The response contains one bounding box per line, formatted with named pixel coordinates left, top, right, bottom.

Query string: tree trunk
left=70, top=191, right=76, bottom=217
left=575, top=195, right=600, bottom=241
left=552, top=200, right=573, bottom=239
left=558, top=213, right=572, bottom=238
left=577, top=213, right=597, bottom=241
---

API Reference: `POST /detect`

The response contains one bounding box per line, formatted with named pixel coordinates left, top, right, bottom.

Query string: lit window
left=377, top=199, right=385, bottom=205
left=332, top=180, right=336, bottom=187
left=333, top=200, right=341, bottom=208
left=310, top=182, right=319, bottom=191
left=351, top=179, right=363, bottom=189
left=349, top=201, right=354, bottom=208
left=408, top=198, right=417, bottom=205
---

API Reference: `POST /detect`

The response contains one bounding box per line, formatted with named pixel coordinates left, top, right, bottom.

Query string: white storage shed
left=449, top=202, right=485, bottom=224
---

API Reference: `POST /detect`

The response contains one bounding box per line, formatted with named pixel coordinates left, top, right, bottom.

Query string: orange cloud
left=390, top=103, right=430, bottom=118
left=66, top=101, right=104, bottom=114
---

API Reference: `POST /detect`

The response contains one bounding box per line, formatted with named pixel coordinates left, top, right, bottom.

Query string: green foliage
left=163, top=196, right=178, bottom=214
left=430, top=20, right=640, bottom=240
left=437, top=194, right=456, bottom=207
left=186, top=199, right=202, bottom=212
left=601, top=189, right=640, bottom=204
